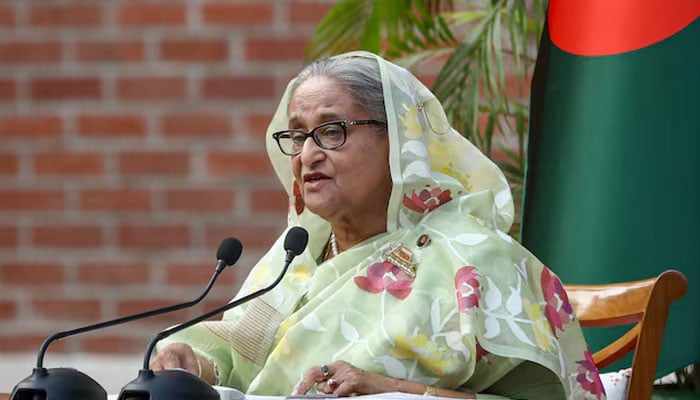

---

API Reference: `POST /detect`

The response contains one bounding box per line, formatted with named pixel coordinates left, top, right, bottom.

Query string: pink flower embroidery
left=292, top=181, right=304, bottom=215
left=475, top=338, right=490, bottom=364
left=576, top=349, right=605, bottom=398
left=455, top=266, right=481, bottom=313
left=354, top=262, right=413, bottom=299
left=541, top=268, right=573, bottom=337
left=403, top=187, right=452, bottom=213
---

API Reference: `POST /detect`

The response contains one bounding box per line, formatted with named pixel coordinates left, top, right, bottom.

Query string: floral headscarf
left=265, top=51, right=514, bottom=256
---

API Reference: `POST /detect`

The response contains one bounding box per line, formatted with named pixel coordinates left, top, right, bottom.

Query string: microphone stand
left=10, top=237, right=242, bottom=400
left=118, top=227, right=308, bottom=400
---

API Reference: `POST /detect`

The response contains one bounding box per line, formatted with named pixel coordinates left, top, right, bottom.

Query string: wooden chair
left=564, top=269, right=688, bottom=399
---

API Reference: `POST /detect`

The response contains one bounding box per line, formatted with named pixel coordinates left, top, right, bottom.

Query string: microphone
left=10, top=237, right=243, bottom=400
left=117, top=226, right=309, bottom=400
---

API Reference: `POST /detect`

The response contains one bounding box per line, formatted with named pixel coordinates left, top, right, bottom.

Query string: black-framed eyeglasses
left=272, top=119, right=386, bottom=156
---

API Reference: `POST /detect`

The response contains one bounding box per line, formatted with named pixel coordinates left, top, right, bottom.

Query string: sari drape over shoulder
left=158, top=52, right=605, bottom=400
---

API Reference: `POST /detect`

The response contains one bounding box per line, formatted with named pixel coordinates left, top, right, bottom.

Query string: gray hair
left=291, top=56, right=387, bottom=123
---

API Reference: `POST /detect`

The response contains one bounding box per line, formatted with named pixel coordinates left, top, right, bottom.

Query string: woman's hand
left=150, top=343, right=219, bottom=384
left=294, top=360, right=396, bottom=397
left=149, top=342, right=200, bottom=375
left=294, top=360, right=476, bottom=398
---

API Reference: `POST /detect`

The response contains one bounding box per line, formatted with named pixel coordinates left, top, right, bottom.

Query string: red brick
left=416, top=72, right=438, bottom=89
left=201, top=3, right=273, bottom=24
left=0, top=335, right=65, bottom=352
left=288, top=1, right=334, bottom=23
left=160, top=39, right=228, bottom=62
left=162, top=113, right=231, bottom=137
left=31, top=4, right=102, bottom=27
left=0, top=300, right=16, bottom=319
left=33, top=299, right=101, bottom=320
left=246, top=112, right=274, bottom=136
left=207, top=152, right=273, bottom=176
left=119, top=152, right=190, bottom=175
left=250, top=188, right=287, bottom=213
left=80, top=189, right=151, bottom=211
left=0, top=153, right=18, bottom=174
left=118, top=225, right=190, bottom=248
left=0, top=5, right=15, bottom=26
left=165, top=262, right=236, bottom=285
left=0, top=262, right=65, bottom=285
left=202, top=76, right=275, bottom=100
left=166, top=189, right=234, bottom=212
left=0, top=41, right=61, bottom=63
left=505, top=72, right=529, bottom=101
left=0, top=226, right=18, bottom=247
left=81, top=335, right=146, bottom=354
left=31, top=78, right=101, bottom=100
left=33, top=226, right=103, bottom=247
left=117, top=77, right=186, bottom=100
left=0, top=80, right=16, bottom=101
left=0, top=115, right=62, bottom=138
left=78, top=115, right=146, bottom=137
left=245, top=37, right=307, bottom=61
left=77, top=41, right=145, bottom=63
left=78, top=262, right=150, bottom=285
left=0, top=190, right=64, bottom=211
left=206, top=225, right=280, bottom=249
left=34, top=152, right=104, bottom=176
left=119, top=4, right=185, bottom=26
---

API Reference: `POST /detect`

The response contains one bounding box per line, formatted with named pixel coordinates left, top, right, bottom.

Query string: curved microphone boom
left=10, top=237, right=243, bottom=400
left=117, top=226, right=309, bottom=400
left=38, top=237, right=242, bottom=368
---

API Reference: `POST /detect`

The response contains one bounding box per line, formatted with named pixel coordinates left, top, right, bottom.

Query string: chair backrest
left=564, top=269, right=688, bottom=400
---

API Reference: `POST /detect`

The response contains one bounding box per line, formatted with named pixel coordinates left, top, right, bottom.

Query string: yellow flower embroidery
left=399, top=106, right=422, bottom=139
left=469, top=215, right=486, bottom=227
left=390, top=333, right=451, bottom=375
left=289, top=264, right=311, bottom=281
left=278, top=314, right=298, bottom=338
left=272, top=315, right=298, bottom=360
left=428, top=142, right=474, bottom=192
left=438, top=165, right=473, bottom=192
left=252, top=265, right=273, bottom=288
left=271, top=335, right=291, bottom=360
left=523, top=298, right=553, bottom=351
left=428, top=141, right=448, bottom=161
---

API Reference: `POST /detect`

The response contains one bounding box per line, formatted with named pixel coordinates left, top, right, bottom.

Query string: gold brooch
left=382, top=242, right=417, bottom=278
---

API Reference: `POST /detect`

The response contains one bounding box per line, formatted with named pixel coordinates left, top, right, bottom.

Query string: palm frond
left=304, top=0, right=378, bottom=60
left=306, top=0, right=457, bottom=61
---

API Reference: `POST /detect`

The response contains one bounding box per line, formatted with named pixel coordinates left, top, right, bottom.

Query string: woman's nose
left=298, top=135, right=324, bottom=162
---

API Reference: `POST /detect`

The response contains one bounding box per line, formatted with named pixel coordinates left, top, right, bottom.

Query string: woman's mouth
left=303, top=172, right=330, bottom=190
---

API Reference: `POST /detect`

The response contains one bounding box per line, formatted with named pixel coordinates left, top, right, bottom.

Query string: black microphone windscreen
left=216, top=237, right=243, bottom=266
left=284, top=227, right=309, bottom=256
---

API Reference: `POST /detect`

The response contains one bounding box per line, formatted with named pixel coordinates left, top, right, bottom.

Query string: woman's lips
left=303, top=172, right=330, bottom=190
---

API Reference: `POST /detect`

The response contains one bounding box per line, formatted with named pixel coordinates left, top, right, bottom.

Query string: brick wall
left=0, top=0, right=334, bottom=355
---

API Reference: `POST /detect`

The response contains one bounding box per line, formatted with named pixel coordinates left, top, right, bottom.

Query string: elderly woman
left=152, top=52, right=605, bottom=399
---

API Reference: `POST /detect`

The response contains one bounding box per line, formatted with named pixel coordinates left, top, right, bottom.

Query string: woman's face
left=288, top=76, right=392, bottom=228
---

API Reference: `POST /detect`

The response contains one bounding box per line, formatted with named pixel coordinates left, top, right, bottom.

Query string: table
left=0, top=394, right=9, bottom=400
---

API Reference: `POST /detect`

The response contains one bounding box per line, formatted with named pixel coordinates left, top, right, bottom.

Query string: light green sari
left=159, top=51, right=605, bottom=400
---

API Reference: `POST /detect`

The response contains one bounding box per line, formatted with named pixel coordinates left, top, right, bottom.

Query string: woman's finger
left=293, top=365, right=326, bottom=395
left=149, top=343, right=199, bottom=374
left=149, top=356, right=164, bottom=371
left=161, top=348, right=184, bottom=369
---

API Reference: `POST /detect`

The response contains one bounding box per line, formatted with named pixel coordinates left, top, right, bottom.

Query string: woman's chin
left=304, top=201, right=336, bottom=222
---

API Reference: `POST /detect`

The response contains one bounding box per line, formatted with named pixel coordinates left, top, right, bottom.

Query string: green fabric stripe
left=522, top=18, right=700, bottom=376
